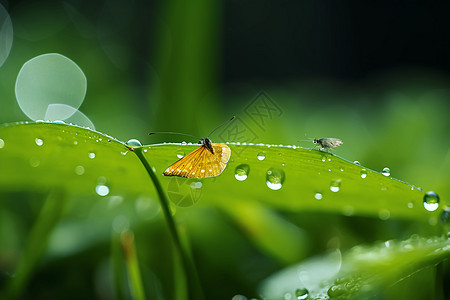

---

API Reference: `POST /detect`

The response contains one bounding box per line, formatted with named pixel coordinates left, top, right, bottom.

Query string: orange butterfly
left=149, top=117, right=235, bottom=178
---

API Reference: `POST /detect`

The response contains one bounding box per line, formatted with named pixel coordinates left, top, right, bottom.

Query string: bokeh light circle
left=15, top=53, right=87, bottom=121
left=0, top=4, right=13, bottom=68
left=45, top=104, right=95, bottom=129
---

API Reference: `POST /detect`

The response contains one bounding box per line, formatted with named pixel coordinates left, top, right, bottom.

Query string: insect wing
left=320, top=138, right=343, bottom=149
left=163, top=143, right=231, bottom=178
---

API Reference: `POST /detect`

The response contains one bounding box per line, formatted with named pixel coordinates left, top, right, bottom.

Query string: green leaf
left=0, top=122, right=438, bottom=222
left=0, top=122, right=447, bottom=298
left=258, top=235, right=450, bottom=300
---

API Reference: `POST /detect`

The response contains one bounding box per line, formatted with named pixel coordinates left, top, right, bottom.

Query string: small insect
left=313, top=138, right=343, bottom=151
left=149, top=116, right=235, bottom=178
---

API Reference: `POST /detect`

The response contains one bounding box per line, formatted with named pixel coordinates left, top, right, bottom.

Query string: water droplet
left=266, top=168, right=285, bottom=190
left=97, top=176, right=107, bottom=184
left=257, top=152, right=266, bottom=161
left=95, top=184, right=110, bottom=196
left=321, top=155, right=326, bottom=162
left=121, top=151, right=128, bottom=155
left=177, top=151, right=184, bottom=159
left=382, top=167, right=390, bottom=176
left=75, top=165, right=85, bottom=175
left=88, top=152, right=95, bottom=159
left=295, top=288, right=309, bottom=300
left=284, top=292, right=292, bottom=300
left=126, top=139, right=142, bottom=147
left=330, top=179, right=341, bottom=192
left=181, top=141, right=187, bottom=145
left=379, top=209, right=391, bottom=220
left=0, top=138, right=4, bottom=148
left=327, top=284, right=346, bottom=297
left=360, top=169, right=367, bottom=178
left=314, top=192, right=323, bottom=200
left=353, top=160, right=360, bottom=165
left=439, top=207, right=450, bottom=225
left=407, top=201, right=414, bottom=208
left=190, top=181, right=202, bottom=190
left=35, top=138, right=44, bottom=146
left=342, top=206, right=354, bottom=216
left=423, top=191, right=440, bottom=212
left=235, top=164, right=250, bottom=181
left=29, top=157, right=40, bottom=167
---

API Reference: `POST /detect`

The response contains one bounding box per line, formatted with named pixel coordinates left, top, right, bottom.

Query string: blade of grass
left=132, top=147, right=204, bottom=300
left=4, top=188, right=66, bottom=299
left=111, top=230, right=126, bottom=300
left=121, top=230, right=146, bottom=300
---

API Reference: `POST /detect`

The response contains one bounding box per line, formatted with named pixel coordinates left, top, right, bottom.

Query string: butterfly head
left=202, top=137, right=215, bottom=154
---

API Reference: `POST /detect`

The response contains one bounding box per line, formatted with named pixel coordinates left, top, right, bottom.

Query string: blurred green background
left=0, top=0, right=449, bottom=299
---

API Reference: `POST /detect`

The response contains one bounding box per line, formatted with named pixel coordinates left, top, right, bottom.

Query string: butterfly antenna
left=148, top=132, right=202, bottom=140
left=207, top=116, right=236, bottom=137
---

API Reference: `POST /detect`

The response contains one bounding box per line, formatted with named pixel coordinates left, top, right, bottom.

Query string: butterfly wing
left=163, top=143, right=231, bottom=178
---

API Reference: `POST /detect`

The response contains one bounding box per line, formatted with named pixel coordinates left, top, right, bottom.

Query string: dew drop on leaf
left=295, top=288, right=309, bottom=299
left=327, top=284, right=346, bottom=297
left=423, top=191, right=440, bottom=212
left=314, top=192, right=323, bottom=200
left=353, top=160, right=360, bottom=165
left=360, top=169, right=367, bottom=178
left=439, top=207, right=450, bottom=225
left=126, top=139, right=142, bottom=147
left=75, top=165, right=85, bottom=175
left=234, top=164, right=250, bottom=181
left=382, top=167, right=390, bottom=176
left=283, top=292, right=292, bottom=300
left=257, top=152, right=266, bottom=161
left=29, top=157, right=40, bottom=167
left=95, top=184, right=110, bottom=196
left=378, top=209, right=391, bottom=220
left=330, top=179, right=341, bottom=192
left=266, top=168, right=285, bottom=190
left=88, top=152, right=95, bottom=159
left=35, top=138, right=44, bottom=146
